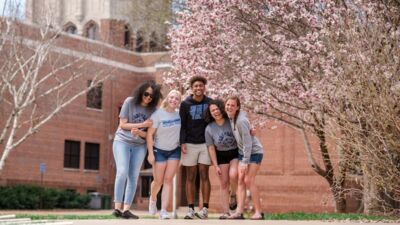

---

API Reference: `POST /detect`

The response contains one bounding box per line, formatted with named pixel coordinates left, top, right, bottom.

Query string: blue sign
left=39, top=163, right=46, bottom=173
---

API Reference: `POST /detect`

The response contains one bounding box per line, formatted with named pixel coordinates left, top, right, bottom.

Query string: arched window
left=149, top=32, right=158, bottom=52
left=85, top=21, right=99, bottom=40
left=124, top=25, right=131, bottom=48
left=64, top=22, right=77, bottom=34
left=135, top=31, right=144, bottom=52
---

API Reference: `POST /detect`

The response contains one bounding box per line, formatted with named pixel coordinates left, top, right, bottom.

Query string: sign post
left=39, top=163, right=46, bottom=186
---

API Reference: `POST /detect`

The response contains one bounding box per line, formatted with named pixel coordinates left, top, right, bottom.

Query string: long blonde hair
left=161, top=90, right=182, bottom=109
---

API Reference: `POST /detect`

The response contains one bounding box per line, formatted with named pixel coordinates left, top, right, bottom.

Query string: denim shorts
left=154, top=146, right=181, bottom=162
left=238, top=153, right=263, bottom=165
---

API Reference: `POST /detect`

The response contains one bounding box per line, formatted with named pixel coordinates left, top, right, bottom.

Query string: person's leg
left=123, top=144, right=146, bottom=211
left=185, top=165, right=198, bottom=206
left=198, top=163, right=211, bottom=205
left=161, top=159, right=180, bottom=211
left=244, top=163, right=262, bottom=218
left=150, top=149, right=168, bottom=202
left=218, top=164, right=230, bottom=214
left=229, top=159, right=239, bottom=210
left=112, top=141, right=130, bottom=213
left=150, top=162, right=167, bottom=200
left=230, top=163, right=246, bottom=219
left=181, top=143, right=200, bottom=219
left=197, top=143, right=211, bottom=211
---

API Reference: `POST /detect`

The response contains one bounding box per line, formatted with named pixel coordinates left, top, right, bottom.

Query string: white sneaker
left=195, top=207, right=208, bottom=219
left=159, top=209, right=170, bottom=219
left=184, top=207, right=195, bottom=219
left=148, top=199, right=157, bottom=215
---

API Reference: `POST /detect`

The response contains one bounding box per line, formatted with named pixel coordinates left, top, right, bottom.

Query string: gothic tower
left=25, top=0, right=170, bottom=52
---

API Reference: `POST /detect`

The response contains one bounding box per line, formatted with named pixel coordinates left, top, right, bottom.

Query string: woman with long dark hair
left=112, top=80, right=162, bottom=219
left=204, top=99, right=239, bottom=219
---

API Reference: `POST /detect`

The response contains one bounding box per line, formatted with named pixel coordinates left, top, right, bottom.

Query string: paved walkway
left=67, top=220, right=398, bottom=225
left=0, top=210, right=397, bottom=225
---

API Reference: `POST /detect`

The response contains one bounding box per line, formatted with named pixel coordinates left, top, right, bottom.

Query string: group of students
left=111, top=76, right=264, bottom=220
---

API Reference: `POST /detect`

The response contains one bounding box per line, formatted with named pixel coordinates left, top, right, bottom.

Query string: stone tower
left=25, top=0, right=170, bottom=52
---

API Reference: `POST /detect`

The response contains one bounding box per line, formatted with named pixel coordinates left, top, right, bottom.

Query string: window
left=85, top=142, right=100, bottom=170
left=85, top=22, right=99, bottom=40
left=135, top=31, right=144, bottom=52
left=124, top=25, right=131, bottom=48
left=65, top=25, right=77, bottom=34
left=64, top=140, right=80, bottom=169
left=87, top=80, right=102, bottom=109
left=149, top=32, right=158, bottom=52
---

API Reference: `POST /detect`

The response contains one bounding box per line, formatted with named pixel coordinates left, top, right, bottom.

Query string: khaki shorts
left=181, top=143, right=211, bottom=166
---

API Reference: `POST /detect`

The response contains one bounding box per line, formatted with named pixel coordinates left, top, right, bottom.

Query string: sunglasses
left=143, top=92, right=153, bottom=98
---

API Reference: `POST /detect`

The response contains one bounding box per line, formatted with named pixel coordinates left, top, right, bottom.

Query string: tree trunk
left=363, top=172, right=380, bottom=214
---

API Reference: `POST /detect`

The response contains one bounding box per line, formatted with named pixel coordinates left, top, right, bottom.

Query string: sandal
left=229, top=212, right=245, bottom=219
left=219, top=212, right=230, bottom=220
left=251, top=212, right=265, bottom=220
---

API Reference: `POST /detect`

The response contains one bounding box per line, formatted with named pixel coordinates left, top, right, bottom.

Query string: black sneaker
left=112, top=209, right=122, bottom=218
left=122, top=210, right=139, bottom=219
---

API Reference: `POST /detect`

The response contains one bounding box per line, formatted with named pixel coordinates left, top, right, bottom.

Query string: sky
left=0, top=0, right=25, bottom=19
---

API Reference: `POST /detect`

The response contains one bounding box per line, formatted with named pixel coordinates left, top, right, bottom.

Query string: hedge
left=0, top=185, right=90, bottom=209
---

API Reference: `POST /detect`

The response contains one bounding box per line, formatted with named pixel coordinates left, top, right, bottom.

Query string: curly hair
left=132, top=80, right=162, bottom=110
left=189, top=75, right=207, bottom=87
left=204, top=99, right=228, bottom=124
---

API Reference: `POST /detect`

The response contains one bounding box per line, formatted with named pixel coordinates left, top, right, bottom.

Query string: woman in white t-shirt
left=146, top=90, right=182, bottom=219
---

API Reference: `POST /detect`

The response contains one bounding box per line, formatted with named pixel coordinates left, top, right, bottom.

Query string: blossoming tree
left=166, top=0, right=399, bottom=214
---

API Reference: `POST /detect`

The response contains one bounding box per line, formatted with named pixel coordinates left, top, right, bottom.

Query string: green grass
left=263, top=212, right=395, bottom=220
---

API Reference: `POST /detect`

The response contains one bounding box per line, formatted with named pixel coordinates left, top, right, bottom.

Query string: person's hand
left=147, top=153, right=155, bottom=166
left=214, top=165, right=222, bottom=176
left=250, top=128, right=257, bottom=136
left=131, top=128, right=140, bottom=136
left=181, top=144, right=187, bottom=154
left=239, top=163, right=248, bottom=174
left=142, top=119, right=153, bottom=128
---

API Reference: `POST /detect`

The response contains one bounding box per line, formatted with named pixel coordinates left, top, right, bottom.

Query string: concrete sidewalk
left=70, top=219, right=394, bottom=225
left=0, top=210, right=397, bottom=225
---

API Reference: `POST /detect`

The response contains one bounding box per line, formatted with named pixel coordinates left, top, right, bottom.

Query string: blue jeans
left=113, top=140, right=146, bottom=205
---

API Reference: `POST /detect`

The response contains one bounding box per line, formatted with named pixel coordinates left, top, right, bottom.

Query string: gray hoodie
left=229, top=111, right=263, bottom=164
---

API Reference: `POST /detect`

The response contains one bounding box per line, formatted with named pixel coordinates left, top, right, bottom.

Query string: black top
left=179, top=95, right=212, bottom=144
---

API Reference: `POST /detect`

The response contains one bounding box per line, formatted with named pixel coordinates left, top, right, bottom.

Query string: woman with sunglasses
left=204, top=99, right=239, bottom=219
left=146, top=90, right=182, bottom=219
left=225, top=96, right=264, bottom=220
left=112, top=80, right=162, bottom=219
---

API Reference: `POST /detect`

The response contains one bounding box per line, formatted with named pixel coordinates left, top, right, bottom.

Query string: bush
left=0, top=185, right=90, bottom=209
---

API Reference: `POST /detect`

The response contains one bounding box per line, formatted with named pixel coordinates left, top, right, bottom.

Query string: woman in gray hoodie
left=225, top=96, right=264, bottom=220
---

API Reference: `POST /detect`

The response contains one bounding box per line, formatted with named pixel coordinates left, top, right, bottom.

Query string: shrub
left=0, top=185, right=90, bottom=209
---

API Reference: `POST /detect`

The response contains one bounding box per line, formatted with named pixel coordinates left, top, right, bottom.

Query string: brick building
left=0, top=0, right=349, bottom=214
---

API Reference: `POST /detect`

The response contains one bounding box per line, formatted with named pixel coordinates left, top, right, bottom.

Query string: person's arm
left=237, top=119, right=252, bottom=168
left=120, top=118, right=152, bottom=131
left=118, top=98, right=153, bottom=131
left=146, top=127, right=157, bottom=165
left=131, top=127, right=148, bottom=138
left=179, top=102, right=188, bottom=153
left=207, top=145, right=221, bottom=175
